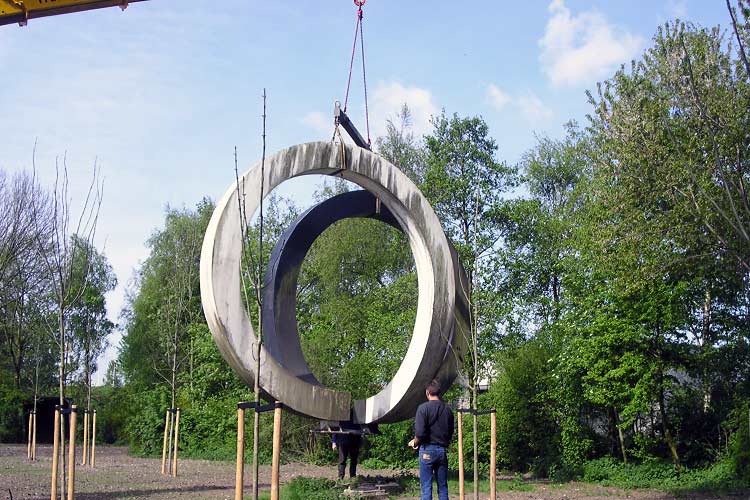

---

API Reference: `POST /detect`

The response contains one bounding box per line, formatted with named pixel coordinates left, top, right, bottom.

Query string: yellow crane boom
left=0, top=0, right=147, bottom=27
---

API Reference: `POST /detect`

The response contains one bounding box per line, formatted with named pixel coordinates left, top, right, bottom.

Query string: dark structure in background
left=23, top=397, right=71, bottom=444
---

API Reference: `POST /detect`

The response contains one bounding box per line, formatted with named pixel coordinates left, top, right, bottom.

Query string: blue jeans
left=418, top=443, right=448, bottom=500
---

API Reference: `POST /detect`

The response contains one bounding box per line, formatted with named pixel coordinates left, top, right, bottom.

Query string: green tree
left=67, top=237, right=116, bottom=412
left=423, top=111, right=514, bottom=496
left=375, top=104, right=425, bottom=184
left=582, top=18, right=750, bottom=467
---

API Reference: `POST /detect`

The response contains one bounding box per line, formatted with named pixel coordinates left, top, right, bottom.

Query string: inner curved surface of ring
left=262, top=189, right=402, bottom=386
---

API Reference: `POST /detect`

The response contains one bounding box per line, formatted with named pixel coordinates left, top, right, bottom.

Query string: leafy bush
left=365, top=420, right=416, bottom=467
left=483, top=340, right=561, bottom=475
left=282, top=477, right=343, bottom=500
left=582, top=457, right=747, bottom=492
left=0, top=381, right=24, bottom=443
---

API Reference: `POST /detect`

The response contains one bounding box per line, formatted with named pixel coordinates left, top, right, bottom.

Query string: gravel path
left=0, top=444, right=745, bottom=499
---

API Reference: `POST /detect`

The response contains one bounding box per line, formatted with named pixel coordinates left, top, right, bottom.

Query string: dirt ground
left=0, top=444, right=744, bottom=500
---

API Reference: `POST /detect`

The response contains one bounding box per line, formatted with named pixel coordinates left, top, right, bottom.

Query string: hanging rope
left=342, top=0, right=371, bottom=147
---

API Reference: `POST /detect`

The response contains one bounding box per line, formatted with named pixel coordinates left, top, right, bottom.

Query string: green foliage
left=582, top=457, right=747, bottom=492
left=94, top=384, right=130, bottom=444
left=729, top=406, right=750, bottom=481
left=124, top=386, right=170, bottom=456
left=282, top=477, right=344, bottom=500
left=365, top=420, right=417, bottom=468
left=484, top=340, right=562, bottom=476
left=297, top=214, right=416, bottom=399
left=0, top=378, right=24, bottom=442
left=375, top=104, right=425, bottom=184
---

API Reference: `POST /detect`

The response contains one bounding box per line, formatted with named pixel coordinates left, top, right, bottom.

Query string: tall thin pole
left=28, top=413, right=33, bottom=459
left=51, top=408, right=60, bottom=500
left=33, top=345, right=40, bottom=461
left=457, top=411, right=464, bottom=500
left=32, top=411, right=38, bottom=460
left=472, top=186, right=480, bottom=500
left=161, top=409, right=170, bottom=474
left=251, top=88, right=267, bottom=500
left=172, top=408, right=181, bottom=477
left=235, top=407, right=246, bottom=500
left=67, top=406, right=77, bottom=500
left=270, top=403, right=282, bottom=500
left=490, top=411, right=496, bottom=500
left=91, top=410, right=96, bottom=468
left=82, top=411, right=89, bottom=465
left=167, top=409, right=175, bottom=475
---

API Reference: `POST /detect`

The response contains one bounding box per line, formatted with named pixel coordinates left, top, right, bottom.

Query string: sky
left=0, top=0, right=733, bottom=384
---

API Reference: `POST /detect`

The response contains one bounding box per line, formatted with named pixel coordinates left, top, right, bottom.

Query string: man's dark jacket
left=415, top=399, right=454, bottom=447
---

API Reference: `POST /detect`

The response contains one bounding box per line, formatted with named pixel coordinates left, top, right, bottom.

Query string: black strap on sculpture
left=456, top=408, right=496, bottom=416
left=54, top=405, right=79, bottom=415
left=237, top=401, right=283, bottom=413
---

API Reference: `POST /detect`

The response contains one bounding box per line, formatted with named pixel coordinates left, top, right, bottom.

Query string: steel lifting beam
left=334, top=101, right=371, bottom=150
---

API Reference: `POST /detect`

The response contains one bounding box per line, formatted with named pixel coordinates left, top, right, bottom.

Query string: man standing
left=332, top=421, right=362, bottom=480
left=408, top=379, right=454, bottom=500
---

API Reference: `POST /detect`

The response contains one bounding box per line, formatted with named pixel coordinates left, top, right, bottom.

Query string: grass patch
left=395, top=474, right=534, bottom=497
left=272, top=474, right=534, bottom=500
left=280, top=477, right=343, bottom=500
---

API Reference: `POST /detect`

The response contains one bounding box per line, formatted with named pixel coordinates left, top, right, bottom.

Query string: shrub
left=582, top=456, right=747, bottom=492
left=283, top=477, right=343, bottom=500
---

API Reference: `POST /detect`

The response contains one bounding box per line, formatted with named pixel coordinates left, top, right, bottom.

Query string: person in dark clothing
left=332, top=421, right=363, bottom=480
left=408, top=379, right=454, bottom=500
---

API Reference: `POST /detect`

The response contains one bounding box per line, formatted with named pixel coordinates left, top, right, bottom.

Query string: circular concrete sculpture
left=200, top=141, right=470, bottom=423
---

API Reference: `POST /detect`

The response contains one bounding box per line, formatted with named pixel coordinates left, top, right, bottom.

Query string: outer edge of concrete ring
left=200, top=141, right=468, bottom=423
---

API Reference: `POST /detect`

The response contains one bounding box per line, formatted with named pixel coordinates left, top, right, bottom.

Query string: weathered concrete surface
left=200, top=141, right=469, bottom=423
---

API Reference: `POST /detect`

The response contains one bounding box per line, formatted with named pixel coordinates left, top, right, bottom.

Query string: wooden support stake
left=270, top=403, right=282, bottom=500
left=490, top=411, right=497, bottom=500
left=67, top=405, right=77, bottom=500
left=458, top=411, right=465, bottom=500
left=161, top=409, right=170, bottom=474
left=167, top=410, right=175, bottom=475
left=82, top=412, right=89, bottom=466
left=235, top=407, right=245, bottom=500
left=171, top=408, right=180, bottom=477
left=32, top=412, right=38, bottom=460
left=91, top=410, right=96, bottom=467
left=51, top=408, right=60, bottom=500
left=28, top=413, right=33, bottom=459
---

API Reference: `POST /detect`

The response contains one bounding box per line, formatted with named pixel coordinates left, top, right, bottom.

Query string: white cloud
left=540, top=0, right=643, bottom=87
left=316, top=81, right=437, bottom=143
left=370, top=81, right=437, bottom=138
left=485, top=83, right=553, bottom=125
left=518, top=92, right=554, bottom=124
left=486, top=84, right=511, bottom=112
left=301, top=111, right=333, bottom=140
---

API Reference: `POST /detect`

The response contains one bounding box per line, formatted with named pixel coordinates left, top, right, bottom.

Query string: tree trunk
left=659, top=383, right=680, bottom=469
left=701, top=287, right=712, bottom=413
left=471, top=186, right=479, bottom=500
left=252, top=325, right=261, bottom=500
left=613, top=407, right=627, bottom=463
left=85, top=313, right=92, bottom=411
left=57, top=303, right=67, bottom=495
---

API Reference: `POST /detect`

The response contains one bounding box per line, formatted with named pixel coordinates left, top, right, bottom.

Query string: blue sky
left=0, top=0, right=732, bottom=383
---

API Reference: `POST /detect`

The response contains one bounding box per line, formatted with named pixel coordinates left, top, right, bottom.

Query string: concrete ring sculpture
left=200, top=141, right=470, bottom=423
